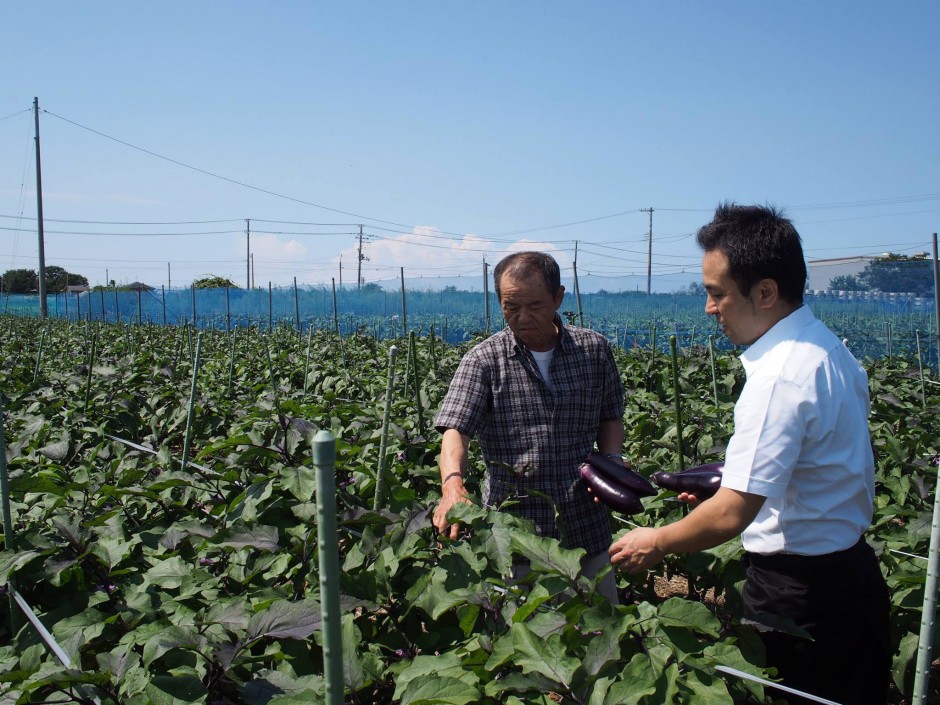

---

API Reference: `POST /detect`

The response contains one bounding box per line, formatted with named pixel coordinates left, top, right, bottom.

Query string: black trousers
left=742, top=538, right=891, bottom=705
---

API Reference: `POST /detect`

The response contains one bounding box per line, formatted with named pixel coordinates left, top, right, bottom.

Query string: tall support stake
left=643, top=208, right=654, bottom=295
left=914, top=231, right=940, bottom=705
left=374, top=346, right=398, bottom=511
left=573, top=256, right=584, bottom=328
left=167, top=262, right=171, bottom=291
left=670, top=335, right=685, bottom=471
left=357, top=224, right=366, bottom=290
left=293, top=277, right=300, bottom=333
left=331, top=278, right=339, bottom=336
left=34, top=98, right=48, bottom=319
left=245, top=219, right=251, bottom=290
left=312, top=431, right=345, bottom=705
left=0, top=393, right=22, bottom=630
left=483, top=260, right=490, bottom=336
left=400, top=267, right=407, bottom=337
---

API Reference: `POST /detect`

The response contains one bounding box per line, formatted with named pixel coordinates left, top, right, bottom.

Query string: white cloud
left=334, top=226, right=572, bottom=286
left=243, top=232, right=308, bottom=260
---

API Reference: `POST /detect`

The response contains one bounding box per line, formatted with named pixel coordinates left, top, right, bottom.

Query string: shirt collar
left=508, top=314, right=571, bottom=357
left=740, top=304, right=815, bottom=376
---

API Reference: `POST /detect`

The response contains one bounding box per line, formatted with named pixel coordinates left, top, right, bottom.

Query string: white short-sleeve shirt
left=721, top=305, right=875, bottom=555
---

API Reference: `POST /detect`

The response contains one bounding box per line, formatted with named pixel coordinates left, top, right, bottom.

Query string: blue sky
left=2, top=2, right=938, bottom=292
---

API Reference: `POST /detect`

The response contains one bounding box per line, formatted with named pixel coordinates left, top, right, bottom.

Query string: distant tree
left=675, top=281, right=706, bottom=296
left=192, top=275, right=238, bottom=289
left=45, top=265, right=89, bottom=292
left=360, top=282, right=383, bottom=293
left=828, top=274, right=865, bottom=291
left=1, top=268, right=38, bottom=293
left=858, top=254, right=933, bottom=295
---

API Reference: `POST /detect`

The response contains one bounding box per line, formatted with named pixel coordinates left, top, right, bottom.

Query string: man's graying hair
left=696, top=202, right=807, bottom=305
left=493, top=251, right=562, bottom=301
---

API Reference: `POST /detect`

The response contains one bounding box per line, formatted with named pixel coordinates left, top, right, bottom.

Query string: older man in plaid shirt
left=433, top=251, right=625, bottom=601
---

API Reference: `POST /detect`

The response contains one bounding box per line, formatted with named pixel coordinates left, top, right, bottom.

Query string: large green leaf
left=510, top=622, right=580, bottom=688
left=141, top=625, right=205, bottom=667
left=247, top=597, right=322, bottom=641
left=145, top=675, right=208, bottom=705
left=214, top=524, right=281, bottom=551
left=656, top=597, right=722, bottom=638
left=398, top=675, right=481, bottom=705
left=510, top=533, right=586, bottom=582
left=143, top=555, right=192, bottom=589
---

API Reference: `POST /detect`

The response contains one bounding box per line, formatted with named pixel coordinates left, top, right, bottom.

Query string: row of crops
left=5, top=288, right=938, bottom=366
left=0, top=314, right=938, bottom=704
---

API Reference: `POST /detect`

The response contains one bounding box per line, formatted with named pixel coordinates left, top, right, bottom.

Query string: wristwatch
left=604, top=453, right=624, bottom=461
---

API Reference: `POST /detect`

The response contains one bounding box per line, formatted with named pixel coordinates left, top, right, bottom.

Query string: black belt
left=745, top=536, right=868, bottom=573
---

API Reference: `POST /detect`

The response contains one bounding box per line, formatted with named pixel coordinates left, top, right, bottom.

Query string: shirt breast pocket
left=560, top=383, right=603, bottom=433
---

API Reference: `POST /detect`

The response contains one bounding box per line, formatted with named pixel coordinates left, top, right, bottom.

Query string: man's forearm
left=656, top=488, right=765, bottom=553
left=596, top=418, right=625, bottom=456
left=439, top=429, right=471, bottom=490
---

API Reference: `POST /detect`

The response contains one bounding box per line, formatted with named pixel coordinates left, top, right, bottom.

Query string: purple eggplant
left=650, top=462, right=724, bottom=499
left=585, top=451, right=657, bottom=498
left=579, top=463, right=644, bottom=514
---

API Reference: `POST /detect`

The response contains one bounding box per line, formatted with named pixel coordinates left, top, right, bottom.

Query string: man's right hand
left=433, top=483, right=472, bottom=540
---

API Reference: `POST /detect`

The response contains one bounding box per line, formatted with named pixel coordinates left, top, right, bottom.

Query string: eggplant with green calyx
left=579, top=462, right=644, bottom=514
left=650, top=462, right=724, bottom=499
left=584, top=451, right=657, bottom=498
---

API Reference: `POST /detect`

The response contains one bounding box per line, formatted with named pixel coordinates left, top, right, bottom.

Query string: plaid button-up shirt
left=434, top=320, right=624, bottom=556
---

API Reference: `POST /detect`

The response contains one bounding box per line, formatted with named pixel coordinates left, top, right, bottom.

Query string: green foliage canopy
left=1, top=268, right=38, bottom=293
left=192, top=275, right=238, bottom=289
left=858, top=254, right=933, bottom=295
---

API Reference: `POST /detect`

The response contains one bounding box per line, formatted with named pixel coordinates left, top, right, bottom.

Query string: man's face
left=702, top=250, right=767, bottom=346
left=499, top=270, right=565, bottom=351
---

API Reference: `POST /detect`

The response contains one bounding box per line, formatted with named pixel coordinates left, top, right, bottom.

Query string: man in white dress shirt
left=609, top=203, right=890, bottom=705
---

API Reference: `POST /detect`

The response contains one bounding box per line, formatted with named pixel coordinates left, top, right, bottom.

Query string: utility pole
left=245, top=219, right=251, bottom=290
left=483, top=258, right=490, bottom=335
left=641, top=208, right=654, bottom=295
left=357, top=225, right=368, bottom=290
left=34, top=97, right=48, bottom=318
left=251, top=254, right=255, bottom=289
left=339, top=255, right=343, bottom=289
left=167, top=262, right=171, bottom=291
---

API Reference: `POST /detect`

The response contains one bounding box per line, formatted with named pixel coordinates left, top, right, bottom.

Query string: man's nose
left=705, top=297, right=718, bottom=315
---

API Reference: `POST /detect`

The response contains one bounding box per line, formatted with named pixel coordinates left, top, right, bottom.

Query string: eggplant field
left=0, top=314, right=938, bottom=705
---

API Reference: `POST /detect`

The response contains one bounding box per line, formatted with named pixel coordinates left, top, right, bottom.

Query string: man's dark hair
left=493, top=251, right=562, bottom=301
left=696, top=202, right=806, bottom=304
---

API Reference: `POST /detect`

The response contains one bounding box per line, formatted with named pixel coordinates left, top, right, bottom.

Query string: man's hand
left=435, top=429, right=473, bottom=539
left=609, top=527, right=665, bottom=575
left=433, top=484, right=472, bottom=540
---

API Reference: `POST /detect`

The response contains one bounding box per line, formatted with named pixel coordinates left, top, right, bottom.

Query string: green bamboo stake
left=429, top=323, right=437, bottom=369
left=403, top=333, right=413, bottom=398
left=708, top=334, right=719, bottom=407
left=302, top=325, right=314, bottom=402
left=262, top=334, right=280, bottom=406
left=916, top=330, right=927, bottom=409
left=409, top=331, right=425, bottom=435
left=181, top=332, right=203, bottom=471
left=32, top=328, right=46, bottom=384
left=83, top=331, right=97, bottom=410
left=0, top=393, right=22, bottom=632
left=373, top=345, right=398, bottom=511
left=227, top=328, right=238, bottom=396
left=312, top=430, right=345, bottom=705
left=670, top=335, right=685, bottom=472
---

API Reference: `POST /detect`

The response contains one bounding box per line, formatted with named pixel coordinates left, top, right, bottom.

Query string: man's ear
left=554, top=286, right=566, bottom=308
left=757, top=278, right=779, bottom=309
